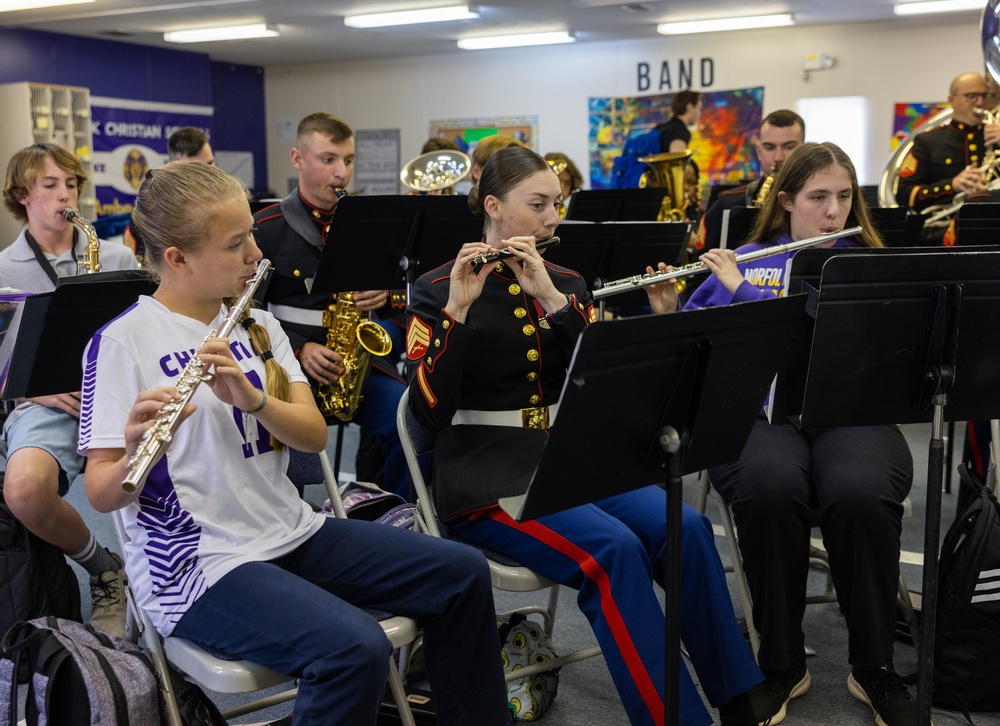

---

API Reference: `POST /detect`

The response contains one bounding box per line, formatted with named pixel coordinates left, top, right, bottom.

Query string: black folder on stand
left=2, top=271, right=156, bottom=399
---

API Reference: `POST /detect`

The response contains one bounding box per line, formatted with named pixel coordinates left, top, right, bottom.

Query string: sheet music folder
left=500, top=295, right=807, bottom=522
left=2, top=271, right=157, bottom=400
left=313, top=194, right=481, bottom=293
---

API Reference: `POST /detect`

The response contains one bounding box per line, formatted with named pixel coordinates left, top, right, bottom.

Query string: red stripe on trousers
left=486, top=509, right=664, bottom=725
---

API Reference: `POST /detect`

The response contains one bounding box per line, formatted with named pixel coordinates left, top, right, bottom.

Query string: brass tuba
left=61, top=208, right=101, bottom=273
left=637, top=150, right=693, bottom=222
left=315, top=292, right=393, bottom=422
left=400, top=150, right=471, bottom=195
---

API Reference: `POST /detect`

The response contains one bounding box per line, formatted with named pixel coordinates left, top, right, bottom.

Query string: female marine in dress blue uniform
left=405, top=146, right=762, bottom=726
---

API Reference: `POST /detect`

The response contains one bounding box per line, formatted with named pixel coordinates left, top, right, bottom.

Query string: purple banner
left=90, top=100, right=212, bottom=220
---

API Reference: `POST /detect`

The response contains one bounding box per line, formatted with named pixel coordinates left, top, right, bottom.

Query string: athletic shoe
left=89, top=553, right=127, bottom=640
left=748, top=663, right=811, bottom=725
left=848, top=665, right=925, bottom=726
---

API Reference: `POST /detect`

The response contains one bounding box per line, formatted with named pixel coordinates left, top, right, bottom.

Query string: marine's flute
left=121, top=259, right=272, bottom=494
left=592, top=227, right=862, bottom=300
left=470, top=236, right=561, bottom=270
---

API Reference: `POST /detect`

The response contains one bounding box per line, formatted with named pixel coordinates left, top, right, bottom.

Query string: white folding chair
left=114, top=449, right=420, bottom=726
left=396, top=388, right=601, bottom=681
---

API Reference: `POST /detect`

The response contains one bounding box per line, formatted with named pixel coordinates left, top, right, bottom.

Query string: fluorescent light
left=0, top=0, right=93, bottom=11
left=458, top=31, right=575, bottom=50
left=164, top=23, right=279, bottom=43
left=657, top=13, right=794, bottom=35
left=894, top=0, right=983, bottom=15
left=345, top=4, right=478, bottom=28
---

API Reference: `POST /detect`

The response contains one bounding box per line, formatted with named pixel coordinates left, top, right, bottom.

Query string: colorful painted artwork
left=588, top=87, right=764, bottom=191
left=892, top=102, right=950, bottom=150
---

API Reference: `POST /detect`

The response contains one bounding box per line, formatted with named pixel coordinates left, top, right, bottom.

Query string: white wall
left=263, top=15, right=981, bottom=193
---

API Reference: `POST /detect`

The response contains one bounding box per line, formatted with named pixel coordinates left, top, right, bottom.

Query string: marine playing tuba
left=636, top=149, right=694, bottom=222
left=878, top=0, right=1000, bottom=220
left=315, top=292, right=393, bottom=422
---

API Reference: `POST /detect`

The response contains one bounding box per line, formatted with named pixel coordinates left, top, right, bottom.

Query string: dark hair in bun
left=468, top=146, right=551, bottom=229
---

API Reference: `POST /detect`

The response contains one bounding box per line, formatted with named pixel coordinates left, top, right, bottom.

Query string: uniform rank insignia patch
left=899, top=154, right=918, bottom=178
left=406, top=316, right=433, bottom=360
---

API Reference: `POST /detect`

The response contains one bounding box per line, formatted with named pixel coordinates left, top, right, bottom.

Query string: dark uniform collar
left=298, top=190, right=336, bottom=240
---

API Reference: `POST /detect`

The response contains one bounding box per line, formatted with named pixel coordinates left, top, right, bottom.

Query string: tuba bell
left=636, top=149, right=694, bottom=222
left=400, top=150, right=471, bottom=195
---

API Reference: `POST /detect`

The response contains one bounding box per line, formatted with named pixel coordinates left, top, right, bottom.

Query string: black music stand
left=548, top=221, right=690, bottom=309
left=500, top=295, right=808, bottom=725
left=2, top=271, right=157, bottom=399
left=719, top=206, right=759, bottom=250
left=956, top=201, right=1000, bottom=247
left=772, top=250, right=1000, bottom=726
left=867, top=207, right=926, bottom=247
left=565, top=188, right=668, bottom=221
left=314, top=194, right=480, bottom=295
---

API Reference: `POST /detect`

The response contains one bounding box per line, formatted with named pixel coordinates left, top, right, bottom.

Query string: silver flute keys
left=592, top=227, right=862, bottom=300
left=121, top=259, right=272, bottom=494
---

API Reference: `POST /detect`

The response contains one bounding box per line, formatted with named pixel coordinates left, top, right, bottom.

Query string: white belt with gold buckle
left=451, top=403, right=558, bottom=430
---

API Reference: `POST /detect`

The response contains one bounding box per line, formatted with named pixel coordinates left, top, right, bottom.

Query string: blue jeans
left=173, top=518, right=510, bottom=726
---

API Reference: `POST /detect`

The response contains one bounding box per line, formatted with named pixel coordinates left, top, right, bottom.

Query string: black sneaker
left=748, top=664, right=811, bottom=725
left=847, top=666, right=926, bottom=726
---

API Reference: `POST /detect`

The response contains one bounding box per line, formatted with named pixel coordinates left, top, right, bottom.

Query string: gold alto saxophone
left=315, top=292, right=393, bottom=422
left=122, top=259, right=272, bottom=494
left=61, top=208, right=101, bottom=273
left=752, top=165, right=776, bottom=208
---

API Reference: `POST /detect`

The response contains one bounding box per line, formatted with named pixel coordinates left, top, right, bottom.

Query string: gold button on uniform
left=529, top=394, right=540, bottom=405
left=442, top=320, right=451, bottom=329
left=293, top=269, right=301, bottom=277
left=426, top=357, right=432, bottom=365
left=311, top=210, right=321, bottom=218
left=945, top=157, right=953, bottom=164
left=434, top=339, right=441, bottom=348
left=508, top=284, right=521, bottom=295
left=514, top=307, right=527, bottom=319
left=526, top=372, right=537, bottom=382
left=522, top=324, right=535, bottom=336
left=527, top=349, right=539, bottom=362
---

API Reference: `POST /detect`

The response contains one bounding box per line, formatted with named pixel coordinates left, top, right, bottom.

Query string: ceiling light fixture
left=0, top=0, right=93, bottom=12
left=894, top=0, right=984, bottom=15
left=657, top=13, right=794, bottom=35
left=163, top=23, right=279, bottom=43
left=345, top=4, right=478, bottom=29
left=458, top=30, right=575, bottom=50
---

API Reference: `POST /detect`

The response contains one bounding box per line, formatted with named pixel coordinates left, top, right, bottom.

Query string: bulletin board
left=354, top=128, right=401, bottom=195
left=428, top=116, right=538, bottom=155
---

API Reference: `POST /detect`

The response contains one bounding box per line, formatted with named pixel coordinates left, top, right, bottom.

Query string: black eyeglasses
left=963, top=92, right=988, bottom=101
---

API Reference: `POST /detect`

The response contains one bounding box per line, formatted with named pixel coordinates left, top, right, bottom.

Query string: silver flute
left=592, top=227, right=862, bottom=300
left=121, top=259, right=272, bottom=494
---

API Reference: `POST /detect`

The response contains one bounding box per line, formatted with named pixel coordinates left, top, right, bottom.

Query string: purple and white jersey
left=79, top=295, right=324, bottom=636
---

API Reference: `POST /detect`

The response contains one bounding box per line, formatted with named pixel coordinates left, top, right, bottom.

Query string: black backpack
left=0, top=480, right=82, bottom=647
left=933, top=464, right=1000, bottom=712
